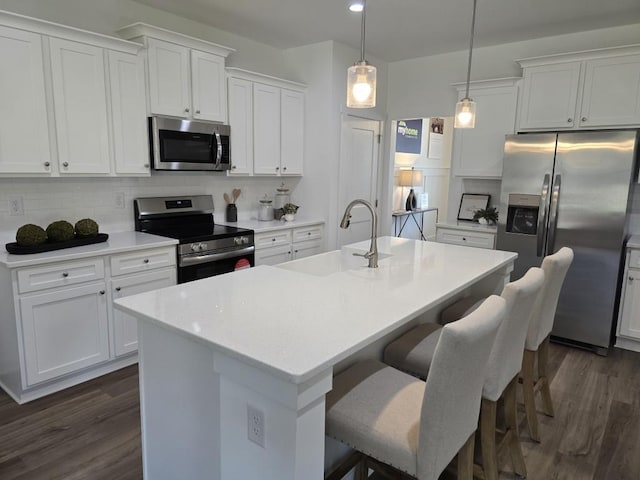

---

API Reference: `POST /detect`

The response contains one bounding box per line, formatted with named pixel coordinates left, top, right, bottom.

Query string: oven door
left=150, top=116, right=230, bottom=171
left=178, top=246, right=254, bottom=283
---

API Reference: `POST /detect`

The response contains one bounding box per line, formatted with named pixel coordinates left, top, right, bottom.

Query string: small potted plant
left=282, top=203, right=299, bottom=222
left=473, top=206, right=498, bottom=225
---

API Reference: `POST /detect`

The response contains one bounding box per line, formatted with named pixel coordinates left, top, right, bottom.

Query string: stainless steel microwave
left=149, top=116, right=231, bottom=171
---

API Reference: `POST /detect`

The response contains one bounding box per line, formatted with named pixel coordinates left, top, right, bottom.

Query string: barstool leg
left=504, top=377, right=527, bottom=478
left=538, top=336, right=554, bottom=417
left=458, top=434, right=475, bottom=480
left=480, top=399, right=499, bottom=480
left=522, top=349, right=540, bottom=442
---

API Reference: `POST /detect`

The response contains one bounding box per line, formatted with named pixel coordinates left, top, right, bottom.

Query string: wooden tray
left=5, top=233, right=109, bottom=255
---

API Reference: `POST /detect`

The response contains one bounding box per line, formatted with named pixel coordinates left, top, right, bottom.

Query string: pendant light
left=454, top=0, right=478, bottom=128
left=347, top=0, right=376, bottom=108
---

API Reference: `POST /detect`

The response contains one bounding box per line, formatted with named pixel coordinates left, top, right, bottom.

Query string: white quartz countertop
left=0, top=231, right=177, bottom=268
left=217, top=216, right=325, bottom=233
left=437, top=222, right=498, bottom=234
left=115, top=237, right=516, bottom=384
left=627, top=235, right=640, bottom=249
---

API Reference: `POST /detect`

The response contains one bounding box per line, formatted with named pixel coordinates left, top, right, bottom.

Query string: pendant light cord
left=360, top=0, right=367, bottom=62
left=464, top=0, right=477, bottom=99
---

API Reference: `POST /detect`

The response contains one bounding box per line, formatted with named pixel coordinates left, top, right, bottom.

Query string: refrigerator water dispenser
left=505, top=194, right=539, bottom=235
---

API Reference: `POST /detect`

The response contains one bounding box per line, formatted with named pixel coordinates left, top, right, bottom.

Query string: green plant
left=46, top=220, right=75, bottom=242
left=473, top=206, right=498, bottom=224
left=16, top=224, right=47, bottom=246
left=282, top=203, right=299, bottom=215
left=75, top=218, right=99, bottom=238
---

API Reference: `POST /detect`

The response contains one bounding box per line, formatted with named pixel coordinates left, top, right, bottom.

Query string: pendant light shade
left=347, top=0, right=376, bottom=108
left=454, top=0, right=478, bottom=129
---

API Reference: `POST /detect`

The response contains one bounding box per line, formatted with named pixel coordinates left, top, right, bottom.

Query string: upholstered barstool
left=324, top=295, right=506, bottom=480
left=521, top=247, right=573, bottom=442
left=383, top=267, right=545, bottom=480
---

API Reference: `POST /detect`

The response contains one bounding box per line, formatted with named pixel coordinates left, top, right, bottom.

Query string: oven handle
left=179, top=246, right=255, bottom=267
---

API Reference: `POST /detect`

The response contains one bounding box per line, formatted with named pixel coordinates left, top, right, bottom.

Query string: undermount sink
left=276, top=249, right=392, bottom=277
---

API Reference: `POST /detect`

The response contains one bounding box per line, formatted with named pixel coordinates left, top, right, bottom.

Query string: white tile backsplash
left=0, top=175, right=301, bottom=239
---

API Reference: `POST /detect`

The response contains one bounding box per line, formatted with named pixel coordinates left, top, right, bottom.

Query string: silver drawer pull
left=115, top=287, right=121, bottom=292
left=567, top=118, right=573, bottom=123
left=581, top=117, right=587, bottom=122
left=143, top=259, right=149, bottom=264
left=462, top=237, right=467, bottom=241
left=99, top=290, right=105, bottom=295
left=629, top=276, right=634, bottom=283
left=62, top=272, right=69, bottom=278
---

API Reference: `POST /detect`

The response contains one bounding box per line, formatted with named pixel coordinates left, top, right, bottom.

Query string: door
left=227, top=77, right=253, bottom=175
left=112, top=268, right=176, bottom=356
left=191, top=50, right=226, bottom=122
left=147, top=38, right=190, bottom=118
left=0, top=26, right=51, bottom=174
left=108, top=50, right=149, bottom=175
left=496, top=133, right=557, bottom=281
left=337, top=115, right=381, bottom=247
left=550, top=131, right=637, bottom=348
left=280, top=88, right=304, bottom=175
left=49, top=38, right=110, bottom=174
left=253, top=83, right=281, bottom=175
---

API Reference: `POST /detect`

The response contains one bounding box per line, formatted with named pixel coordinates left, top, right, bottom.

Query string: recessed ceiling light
left=349, top=2, right=364, bottom=12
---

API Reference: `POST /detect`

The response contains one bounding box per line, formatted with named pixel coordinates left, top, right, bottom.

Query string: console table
left=392, top=207, right=439, bottom=240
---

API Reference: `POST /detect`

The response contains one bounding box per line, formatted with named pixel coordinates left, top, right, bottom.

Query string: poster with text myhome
left=396, top=119, right=422, bottom=154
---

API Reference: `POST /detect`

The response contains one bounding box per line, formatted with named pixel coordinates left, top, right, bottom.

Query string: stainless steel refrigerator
left=497, top=130, right=639, bottom=354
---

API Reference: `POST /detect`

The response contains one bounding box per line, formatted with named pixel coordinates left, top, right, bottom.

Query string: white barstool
left=324, top=295, right=505, bottom=480
left=383, top=267, right=545, bottom=480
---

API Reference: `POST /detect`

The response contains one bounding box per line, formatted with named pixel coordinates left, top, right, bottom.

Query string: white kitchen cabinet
left=111, top=267, right=176, bottom=356
left=255, top=244, right=293, bottom=266
left=436, top=224, right=496, bottom=250
left=20, top=282, right=110, bottom=385
left=517, top=46, right=640, bottom=131
left=0, top=26, right=51, bottom=175
left=117, top=24, right=234, bottom=123
left=108, top=50, right=150, bottom=175
left=616, top=246, right=640, bottom=352
left=452, top=78, right=520, bottom=178
left=227, top=68, right=306, bottom=177
left=254, top=223, right=324, bottom=266
left=49, top=37, right=111, bottom=175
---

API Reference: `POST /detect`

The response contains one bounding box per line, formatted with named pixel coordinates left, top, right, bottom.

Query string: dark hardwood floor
left=1, top=343, right=639, bottom=479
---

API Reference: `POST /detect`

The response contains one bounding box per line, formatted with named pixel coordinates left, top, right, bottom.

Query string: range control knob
left=191, top=242, right=205, bottom=252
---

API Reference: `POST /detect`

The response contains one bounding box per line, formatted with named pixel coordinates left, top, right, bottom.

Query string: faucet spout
left=339, top=199, right=378, bottom=268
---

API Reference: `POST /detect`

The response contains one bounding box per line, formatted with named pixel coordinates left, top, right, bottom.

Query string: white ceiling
left=132, top=0, right=640, bottom=62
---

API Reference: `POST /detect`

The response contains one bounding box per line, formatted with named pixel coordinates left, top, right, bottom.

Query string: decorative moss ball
left=75, top=218, right=99, bottom=238
left=16, top=224, right=47, bottom=247
left=46, top=220, right=75, bottom=243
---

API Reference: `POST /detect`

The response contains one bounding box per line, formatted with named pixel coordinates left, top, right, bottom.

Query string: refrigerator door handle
left=536, top=174, right=551, bottom=257
left=547, top=174, right=561, bottom=255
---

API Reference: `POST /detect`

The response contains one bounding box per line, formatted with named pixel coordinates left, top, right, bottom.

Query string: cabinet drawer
left=110, top=247, right=176, bottom=276
left=436, top=229, right=495, bottom=249
left=292, top=224, right=323, bottom=243
left=255, top=229, right=292, bottom=249
left=17, top=258, right=105, bottom=294
left=629, top=250, right=640, bottom=269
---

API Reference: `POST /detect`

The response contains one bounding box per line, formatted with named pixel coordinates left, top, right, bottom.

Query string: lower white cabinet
left=254, top=223, right=324, bottom=266
left=436, top=225, right=496, bottom=250
left=616, top=247, right=640, bottom=352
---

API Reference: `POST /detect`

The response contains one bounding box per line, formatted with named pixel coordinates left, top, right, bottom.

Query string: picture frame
left=457, top=193, right=491, bottom=221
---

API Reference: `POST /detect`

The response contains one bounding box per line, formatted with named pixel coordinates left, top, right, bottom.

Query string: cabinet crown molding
left=226, top=67, right=306, bottom=90
left=0, top=9, right=142, bottom=54
left=451, top=77, right=521, bottom=91
left=516, top=44, right=640, bottom=68
left=116, top=22, right=235, bottom=57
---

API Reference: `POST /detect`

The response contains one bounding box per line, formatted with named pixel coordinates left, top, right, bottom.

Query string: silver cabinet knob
left=462, top=237, right=467, bottom=241
left=283, top=166, right=287, bottom=171
left=62, top=272, right=69, bottom=278
left=275, top=166, right=280, bottom=171
left=99, top=290, right=105, bottom=295
left=185, top=107, right=190, bottom=113
left=115, top=286, right=121, bottom=292
left=629, top=276, right=634, bottom=283
left=567, top=118, right=573, bottom=123
left=272, top=238, right=276, bottom=242
left=232, top=165, right=237, bottom=169
left=581, top=117, right=587, bottom=122
left=196, top=109, right=201, bottom=114
left=144, top=163, right=149, bottom=168
left=62, top=162, right=69, bottom=167
left=44, top=162, right=50, bottom=167
left=143, top=259, right=149, bottom=264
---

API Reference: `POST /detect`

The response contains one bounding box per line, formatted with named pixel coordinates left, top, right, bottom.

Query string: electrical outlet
left=247, top=404, right=265, bottom=448
left=8, top=195, right=24, bottom=216
left=114, top=192, right=125, bottom=209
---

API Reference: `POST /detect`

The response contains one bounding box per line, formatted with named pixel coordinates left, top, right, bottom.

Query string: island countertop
left=114, top=237, right=516, bottom=384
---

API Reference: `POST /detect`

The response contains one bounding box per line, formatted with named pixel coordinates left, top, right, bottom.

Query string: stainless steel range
left=134, top=195, right=254, bottom=284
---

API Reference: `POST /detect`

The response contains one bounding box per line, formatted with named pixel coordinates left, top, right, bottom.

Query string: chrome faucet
left=340, top=199, right=378, bottom=268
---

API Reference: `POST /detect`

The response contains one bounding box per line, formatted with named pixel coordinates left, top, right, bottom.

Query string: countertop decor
left=5, top=233, right=109, bottom=255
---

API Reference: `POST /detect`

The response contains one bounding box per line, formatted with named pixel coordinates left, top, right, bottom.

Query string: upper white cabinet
left=0, top=10, right=149, bottom=177
left=117, top=23, right=234, bottom=123
left=0, top=26, right=51, bottom=174
left=452, top=78, right=520, bottom=178
left=227, top=68, right=306, bottom=176
left=517, top=45, right=640, bottom=131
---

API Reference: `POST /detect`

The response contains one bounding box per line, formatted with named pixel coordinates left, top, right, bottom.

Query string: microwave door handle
left=214, top=131, right=222, bottom=169
left=547, top=174, right=561, bottom=255
left=536, top=174, right=551, bottom=257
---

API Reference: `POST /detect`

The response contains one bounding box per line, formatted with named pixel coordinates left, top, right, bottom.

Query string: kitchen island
left=114, top=237, right=517, bottom=480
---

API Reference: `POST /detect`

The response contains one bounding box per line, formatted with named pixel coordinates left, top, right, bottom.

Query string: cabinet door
left=518, top=62, right=582, bottom=131
left=147, top=38, right=190, bottom=118
left=108, top=51, right=150, bottom=175
left=49, top=38, right=110, bottom=174
left=191, top=50, right=226, bottom=122
left=580, top=55, right=640, bottom=128
left=0, top=26, right=51, bottom=174
left=253, top=83, right=281, bottom=175
left=453, top=84, right=518, bottom=177
left=280, top=88, right=304, bottom=175
left=20, top=282, right=109, bottom=385
left=227, top=77, right=253, bottom=175
left=255, top=244, right=292, bottom=266
left=619, top=270, right=640, bottom=340
left=292, top=240, right=323, bottom=260
left=112, top=268, right=176, bottom=356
